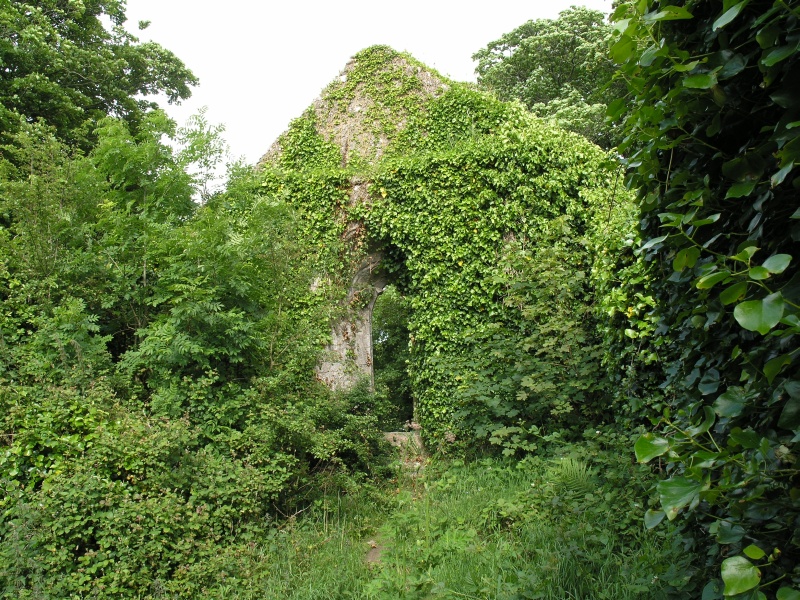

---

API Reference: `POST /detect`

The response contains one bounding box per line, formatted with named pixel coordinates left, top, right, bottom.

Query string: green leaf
left=777, top=587, right=800, bottom=600
left=684, top=72, right=718, bottom=89
left=715, top=520, right=745, bottom=544
left=726, top=181, right=756, bottom=198
left=734, top=293, right=785, bottom=335
left=644, top=6, right=694, bottom=22
left=702, top=580, right=724, bottom=600
left=640, top=234, right=668, bottom=251
left=697, top=271, right=731, bottom=289
left=772, top=162, right=794, bottom=186
left=611, top=37, right=635, bottom=63
left=762, top=254, right=791, bottom=274
left=778, top=394, right=800, bottom=431
left=764, top=355, right=791, bottom=384
left=644, top=509, right=666, bottom=529
left=743, top=544, right=766, bottom=560
left=689, top=405, right=716, bottom=436
left=748, top=266, right=770, bottom=280
left=720, top=556, right=761, bottom=596
left=635, top=433, right=670, bottom=462
left=714, top=387, right=748, bottom=418
left=720, top=281, right=747, bottom=305
left=658, top=476, right=703, bottom=520
left=762, top=45, right=797, bottom=68
left=673, top=247, right=701, bottom=271
left=713, top=2, right=749, bottom=30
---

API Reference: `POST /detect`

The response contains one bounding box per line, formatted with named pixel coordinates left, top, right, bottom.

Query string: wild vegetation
left=1, top=1, right=798, bottom=598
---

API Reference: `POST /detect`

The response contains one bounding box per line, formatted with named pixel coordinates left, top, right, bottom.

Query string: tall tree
left=0, top=0, right=197, bottom=149
left=473, top=7, right=622, bottom=148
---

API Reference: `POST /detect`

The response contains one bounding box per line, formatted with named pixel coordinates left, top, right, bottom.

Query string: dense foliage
left=0, top=0, right=197, bottom=150
left=0, top=6, right=390, bottom=596
left=612, top=0, right=800, bottom=596
left=473, top=7, right=624, bottom=148
left=262, top=46, right=637, bottom=454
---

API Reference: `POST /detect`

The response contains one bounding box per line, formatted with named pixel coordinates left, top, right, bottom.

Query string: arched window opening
left=371, top=284, right=414, bottom=430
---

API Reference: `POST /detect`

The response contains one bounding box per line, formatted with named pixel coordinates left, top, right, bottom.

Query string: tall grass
left=178, top=447, right=693, bottom=599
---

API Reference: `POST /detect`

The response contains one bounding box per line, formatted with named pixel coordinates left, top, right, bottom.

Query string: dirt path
left=365, top=430, right=427, bottom=566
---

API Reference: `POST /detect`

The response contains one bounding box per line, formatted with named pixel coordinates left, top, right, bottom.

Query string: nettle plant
left=611, top=0, right=800, bottom=596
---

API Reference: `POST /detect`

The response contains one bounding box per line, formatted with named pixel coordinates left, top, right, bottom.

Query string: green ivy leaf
left=726, top=181, right=756, bottom=198
left=743, top=544, right=766, bottom=560
left=684, top=72, right=718, bottom=89
left=734, top=293, right=784, bottom=335
left=712, top=2, right=749, bottom=31
left=658, top=476, right=704, bottom=520
left=764, top=354, right=791, bottom=384
left=697, top=271, right=731, bottom=290
left=714, top=387, right=748, bottom=418
left=644, top=6, right=694, bottom=22
left=778, top=394, right=800, bottom=431
left=777, top=587, right=800, bottom=600
left=748, top=266, right=770, bottom=280
left=634, top=433, right=670, bottom=462
left=640, top=234, right=668, bottom=251
left=644, top=509, right=666, bottom=529
left=673, top=247, right=701, bottom=271
left=720, top=556, right=761, bottom=596
left=762, top=45, right=797, bottom=68
left=762, top=254, right=791, bottom=274
left=715, top=520, right=745, bottom=544
left=720, top=281, right=747, bottom=305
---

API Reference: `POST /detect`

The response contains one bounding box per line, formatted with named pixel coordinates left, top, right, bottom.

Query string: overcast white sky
left=124, top=1, right=613, bottom=165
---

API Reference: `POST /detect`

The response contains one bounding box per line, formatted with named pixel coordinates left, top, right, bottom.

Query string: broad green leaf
left=743, top=544, right=766, bottom=560
left=688, top=405, right=716, bottom=436
left=684, top=72, right=718, bottom=89
left=764, top=354, right=791, bottom=384
left=644, top=6, right=694, bottom=22
left=693, top=213, right=722, bottom=226
left=714, top=387, right=748, bottom=418
left=658, top=476, right=703, bottom=520
left=734, top=293, right=785, bottom=335
left=777, top=587, right=800, bottom=600
left=640, top=234, right=668, bottom=251
left=731, top=245, right=759, bottom=262
left=778, top=394, right=800, bottom=431
left=697, top=271, right=731, bottom=289
left=673, top=247, right=700, bottom=271
left=772, top=162, right=794, bottom=186
left=644, top=509, right=666, bottom=529
left=611, top=37, right=635, bottom=63
left=635, top=433, right=670, bottom=462
left=748, top=266, right=770, bottom=280
left=720, top=281, right=747, bottom=305
left=730, top=427, right=760, bottom=448
left=713, top=2, right=749, bottom=30
left=715, top=520, right=745, bottom=544
left=702, top=580, right=724, bottom=600
left=762, top=254, right=791, bottom=274
left=762, top=45, right=797, bottom=67
left=720, top=556, right=761, bottom=595
left=726, top=181, right=756, bottom=198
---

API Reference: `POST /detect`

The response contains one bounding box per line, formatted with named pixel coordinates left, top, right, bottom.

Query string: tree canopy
left=0, top=0, right=197, bottom=149
left=473, top=6, right=622, bottom=148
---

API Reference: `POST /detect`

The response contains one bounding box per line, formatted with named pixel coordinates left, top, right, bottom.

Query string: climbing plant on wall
left=612, top=0, right=800, bottom=595
left=261, top=46, right=639, bottom=450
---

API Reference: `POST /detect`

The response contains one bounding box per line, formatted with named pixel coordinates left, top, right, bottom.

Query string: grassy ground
left=193, top=442, right=692, bottom=599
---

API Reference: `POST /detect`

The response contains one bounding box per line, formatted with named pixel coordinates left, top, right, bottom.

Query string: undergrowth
left=167, top=434, right=697, bottom=599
